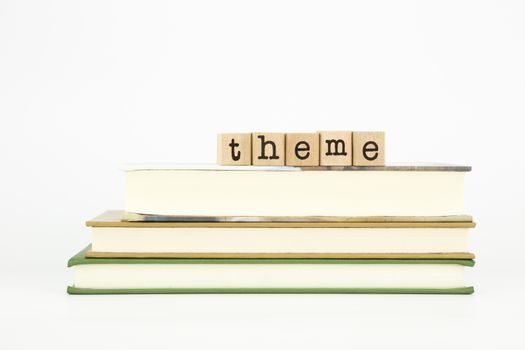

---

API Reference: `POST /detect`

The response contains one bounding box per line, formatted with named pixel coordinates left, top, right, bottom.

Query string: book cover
left=68, top=246, right=475, bottom=295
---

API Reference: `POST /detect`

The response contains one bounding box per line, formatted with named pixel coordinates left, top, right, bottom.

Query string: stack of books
left=67, top=164, right=475, bottom=294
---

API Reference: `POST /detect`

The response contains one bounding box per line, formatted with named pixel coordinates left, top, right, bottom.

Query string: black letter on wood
left=295, top=141, right=310, bottom=160
left=325, top=139, right=347, bottom=156
left=229, top=138, right=241, bottom=161
left=363, top=141, right=379, bottom=161
left=258, top=135, right=279, bottom=160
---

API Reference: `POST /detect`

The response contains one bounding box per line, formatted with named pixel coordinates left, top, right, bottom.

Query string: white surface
left=73, top=264, right=466, bottom=289
left=126, top=170, right=466, bottom=216
left=92, top=227, right=469, bottom=253
left=1, top=0, right=524, bottom=349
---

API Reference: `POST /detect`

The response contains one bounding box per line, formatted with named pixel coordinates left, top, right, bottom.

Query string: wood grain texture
left=285, top=133, right=320, bottom=166
left=252, top=133, right=285, bottom=165
left=319, top=131, right=353, bottom=166
left=352, top=131, right=385, bottom=166
left=217, top=133, right=252, bottom=165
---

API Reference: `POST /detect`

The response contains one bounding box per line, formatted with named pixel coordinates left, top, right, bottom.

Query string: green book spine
left=68, top=245, right=476, bottom=267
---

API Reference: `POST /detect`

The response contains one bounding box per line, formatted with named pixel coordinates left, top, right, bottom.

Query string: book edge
left=87, top=211, right=476, bottom=228
left=68, top=245, right=476, bottom=267
left=67, top=286, right=475, bottom=295
left=85, top=251, right=476, bottom=260
left=121, top=163, right=472, bottom=172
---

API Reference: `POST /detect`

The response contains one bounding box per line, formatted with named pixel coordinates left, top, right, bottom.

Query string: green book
left=68, top=246, right=475, bottom=295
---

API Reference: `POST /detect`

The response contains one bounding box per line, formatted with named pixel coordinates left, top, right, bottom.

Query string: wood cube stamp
left=252, top=133, right=286, bottom=165
left=320, top=131, right=352, bottom=166
left=217, top=133, right=252, bottom=165
left=285, top=133, right=320, bottom=166
left=352, top=131, right=385, bottom=166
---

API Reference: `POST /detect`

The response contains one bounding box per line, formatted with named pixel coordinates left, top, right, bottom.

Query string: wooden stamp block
left=352, top=131, right=385, bottom=166
left=319, top=131, right=353, bottom=166
left=285, top=133, right=320, bottom=166
left=217, top=133, right=252, bottom=165
left=252, top=133, right=285, bottom=165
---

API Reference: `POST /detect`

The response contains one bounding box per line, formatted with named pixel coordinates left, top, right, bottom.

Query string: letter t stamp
left=217, top=133, right=252, bottom=165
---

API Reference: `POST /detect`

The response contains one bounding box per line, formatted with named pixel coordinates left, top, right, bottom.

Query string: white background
left=1, top=0, right=524, bottom=348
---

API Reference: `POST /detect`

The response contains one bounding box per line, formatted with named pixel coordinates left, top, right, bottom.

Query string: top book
left=123, top=164, right=471, bottom=218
